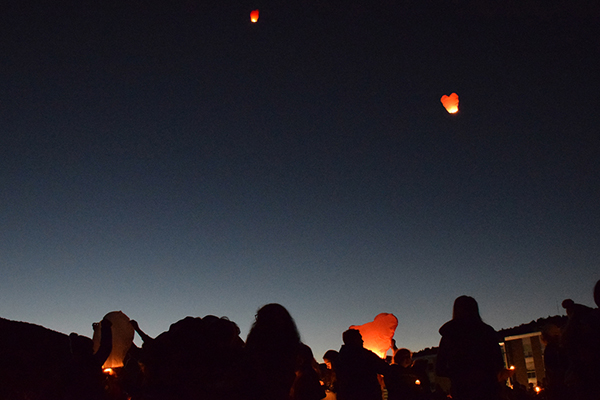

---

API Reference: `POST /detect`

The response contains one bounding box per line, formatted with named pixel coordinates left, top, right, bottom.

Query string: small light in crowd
left=509, top=365, right=515, bottom=370
left=535, top=386, right=541, bottom=394
left=103, top=368, right=114, bottom=375
left=415, top=379, right=420, bottom=385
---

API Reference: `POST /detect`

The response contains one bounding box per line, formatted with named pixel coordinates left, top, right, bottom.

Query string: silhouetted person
left=384, top=348, right=424, bottom=400
left=242, top=303, right=302, bottom=400
left=63, top=317, right=113, bottom=400
left=561, top=279, right=600, bottom=400
left=117, top=343, right=145, bottom=400
left=321, top=350, right=339, bottom=395
left=197, top=315, right=245, bottom=399
left=134, top=315, right=244, bottom=400
left=335, top=329, right=389, bottom=400
left=290, top=343, right=326, bottom=400
left=540, top=324, right=568, bottom=400
left=435, top=296, right=504, bottom=400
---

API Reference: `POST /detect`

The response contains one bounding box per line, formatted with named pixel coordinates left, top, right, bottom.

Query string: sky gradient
left=1, top=0, right=599, bottom=360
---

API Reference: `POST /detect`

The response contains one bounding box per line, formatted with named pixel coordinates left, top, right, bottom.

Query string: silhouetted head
left=342, top=329, right=363, bottom=348
left=69, top=333, right=94, bottom=358
left=296, top=343, right=317, bottom=371
left=323, top=349, right=339, bottom=369
left=202, top=316, right=242, bottom=348
left=562, top=298, right=595, bottom=319
left=393, top=348, right=412, bottom=367
left=169, top=316, right=202, bottom=334
left=452, top=295, right=482, bottom=321
left=252, top=303, right=299, bottom=339
left=255, top=303, right=294, bottom=326
left=246, top=303, right=300, bottom=353
left=594, top=279, right=600, bottom=308
left=541, top=324, right=561, bottom=345
left=562, top=299, right=575, bottom=317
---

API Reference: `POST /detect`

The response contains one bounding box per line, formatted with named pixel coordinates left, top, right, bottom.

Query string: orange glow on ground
left=250, top=10, right=259, bottom=23
left=441, top=93, right=459, bottom=113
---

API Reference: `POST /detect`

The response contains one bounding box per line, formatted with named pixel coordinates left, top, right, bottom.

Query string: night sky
left=2, top=0, right=599, bottom=360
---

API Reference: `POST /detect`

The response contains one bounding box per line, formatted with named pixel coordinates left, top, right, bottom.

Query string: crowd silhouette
left=0, top=280, right=599, bottom=400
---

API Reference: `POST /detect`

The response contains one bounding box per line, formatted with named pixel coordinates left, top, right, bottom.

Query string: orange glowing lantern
left=441, top=93, right=459, bottom=114
left=415, top=379, right=421, bottom=385
left=250, top=9, right=259, bottom=23
left=349, top=313, right=398, bottom=358
left=93, top=311, right=134, bottom=369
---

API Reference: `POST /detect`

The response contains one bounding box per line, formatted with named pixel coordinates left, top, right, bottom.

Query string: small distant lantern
left=441, top=93, right=459, bottom=114
left=250, top=9, right=259, bottom=23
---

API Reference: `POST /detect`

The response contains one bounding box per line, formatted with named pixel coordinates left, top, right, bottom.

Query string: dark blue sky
left=1, top=0, right=599, bottom=359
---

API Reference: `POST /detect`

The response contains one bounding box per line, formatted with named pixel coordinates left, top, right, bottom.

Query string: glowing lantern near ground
left=250, top=9, right=259, bottom=23
left=415, top=379, right=421, bottom=385
left=441, top=93, right=459, bottom=114
left=349, top=313, right=398, bottom=358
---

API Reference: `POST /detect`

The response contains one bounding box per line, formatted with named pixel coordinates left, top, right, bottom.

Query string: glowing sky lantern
left=250, top=9, right=259, bottom=23
left=92, top=311, right=134, bottom=369
left=441, top=93, right=459, bottom=114
left=349, top=313, right=398, bottom=358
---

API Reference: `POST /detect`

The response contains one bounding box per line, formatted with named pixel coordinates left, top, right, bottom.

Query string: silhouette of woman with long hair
left=435, top=296, right=504, bottom=400
left=244, top=303, right=302, bottom=400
